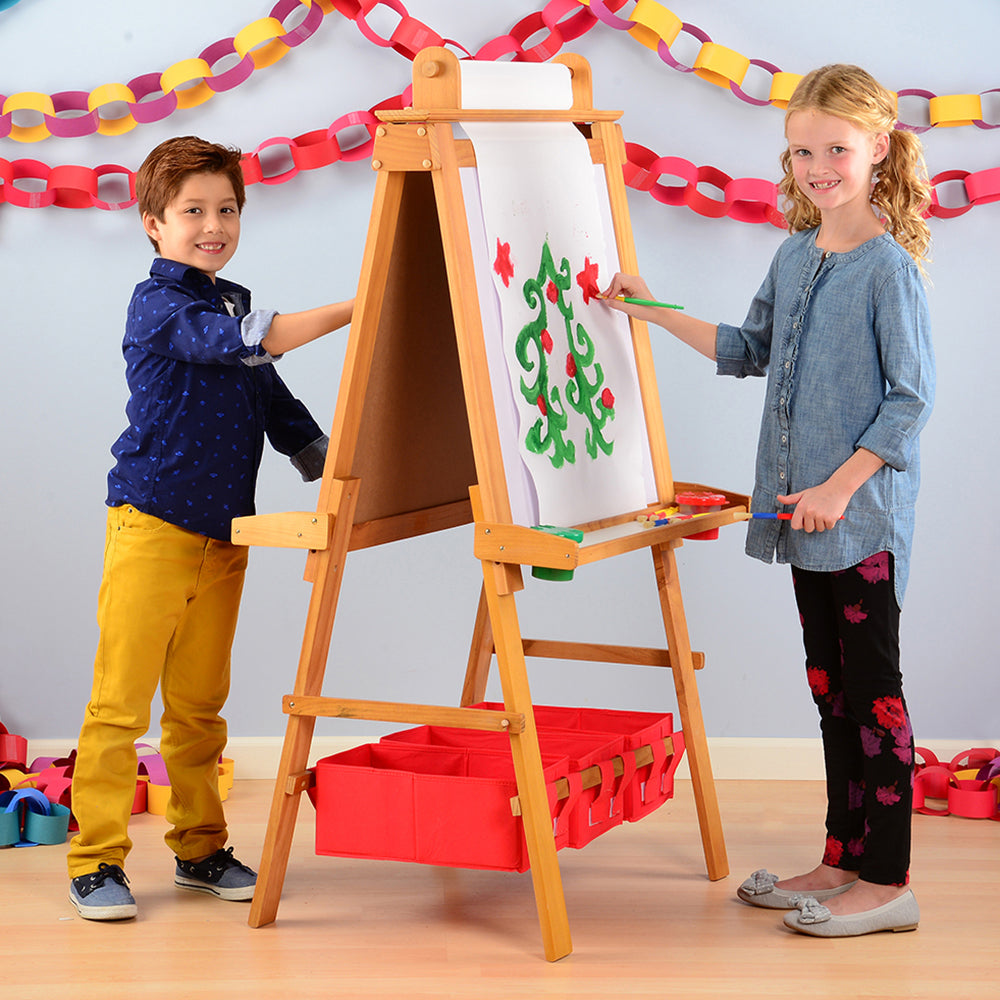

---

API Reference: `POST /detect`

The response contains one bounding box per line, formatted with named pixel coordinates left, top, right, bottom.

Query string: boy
left=67, top=136, right=353, bottom=920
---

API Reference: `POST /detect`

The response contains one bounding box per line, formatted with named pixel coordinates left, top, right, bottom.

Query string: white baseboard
left=25, top=736, right=988, bottom=782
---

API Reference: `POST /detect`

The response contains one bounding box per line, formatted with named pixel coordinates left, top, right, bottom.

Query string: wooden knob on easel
left=421, top=60, right=441, bottom=78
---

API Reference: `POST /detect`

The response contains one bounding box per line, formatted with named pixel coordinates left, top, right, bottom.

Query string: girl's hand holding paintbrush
left=599, top=271, right=719, bottom=361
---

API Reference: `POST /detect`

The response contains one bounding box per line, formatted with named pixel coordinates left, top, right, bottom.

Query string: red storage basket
left=381, top=725, right=626, bottom=849
left=309, top=742, right=570, bottom=872
left=472, top=703, right=685, bottom=823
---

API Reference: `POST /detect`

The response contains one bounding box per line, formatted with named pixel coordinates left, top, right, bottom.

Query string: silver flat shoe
left=736, top=868, right=857, bottom=909
left=783, top=889, right=920, bottom=937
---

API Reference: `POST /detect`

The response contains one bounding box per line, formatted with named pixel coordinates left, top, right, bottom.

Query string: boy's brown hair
left=136, top=136, right=246, bottom=250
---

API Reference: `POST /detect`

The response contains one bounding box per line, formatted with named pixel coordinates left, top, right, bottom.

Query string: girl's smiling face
left=142, top=171, right=241, bottom=282
left=786, top=109, right=889, bottom=221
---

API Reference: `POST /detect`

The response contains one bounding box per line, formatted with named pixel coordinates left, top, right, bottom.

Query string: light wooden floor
left=3, top=778, right=996, bottom=1000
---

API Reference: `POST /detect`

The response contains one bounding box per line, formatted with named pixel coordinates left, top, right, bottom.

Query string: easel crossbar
left=509, top=736, right=678, bottom=815
left=522, top=638, right=704, bottom=671
left=282, top=695, right=525, bottom=733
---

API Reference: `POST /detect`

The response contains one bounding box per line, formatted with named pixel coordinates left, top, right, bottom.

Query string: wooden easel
left=233, top=48, right=748, bottom=962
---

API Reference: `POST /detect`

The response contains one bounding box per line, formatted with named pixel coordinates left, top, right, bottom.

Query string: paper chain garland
left=0, top=0, right=336, bottom=142
left=6, top=0, right=1000, bottom=142
left=3, top=0, right=1000, bottom=222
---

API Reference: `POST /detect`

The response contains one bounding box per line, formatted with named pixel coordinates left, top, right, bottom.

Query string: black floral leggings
left=791, top=552, right=913, bottom=887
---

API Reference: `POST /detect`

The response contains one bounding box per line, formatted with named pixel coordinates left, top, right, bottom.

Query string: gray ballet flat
left=783, top=889, right=920, bottom=937
left=736, top=868, right=857, bottom=909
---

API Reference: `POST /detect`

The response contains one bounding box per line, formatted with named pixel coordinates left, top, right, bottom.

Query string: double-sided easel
left=233, top=48, right=748, bottom=962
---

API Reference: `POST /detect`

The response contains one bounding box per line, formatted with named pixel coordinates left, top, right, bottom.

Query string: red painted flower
left=601, top=387, right=615, bottom=410
left=872, top=696, right=906, bottom=730
left=546, top=280, right=559, bottom=304
left=537, top=394, right=547, bottom=416
left=540, top=329, right=553, bottom=354
left=566, top=353, right=577, bottom=377
left=576, top=256, right=600, bottom=304
left=806, top=666, right=830, bottom=697
left=493, top=237, right=514, bottom=288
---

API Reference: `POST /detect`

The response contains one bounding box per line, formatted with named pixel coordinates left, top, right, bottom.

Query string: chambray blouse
left=107, top=259, right=326, bottom=540
left=715, top=229, right=935, bottom=607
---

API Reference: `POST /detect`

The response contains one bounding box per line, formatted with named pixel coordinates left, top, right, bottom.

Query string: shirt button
left=782, top=435, right=787, bottom=443
left=784, top=361, right=791, bottom=369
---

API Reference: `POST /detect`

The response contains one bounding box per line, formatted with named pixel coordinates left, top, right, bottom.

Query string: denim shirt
left=107, top=259, right=326, bottom=540
left=715, top=229, right=935, bottom=607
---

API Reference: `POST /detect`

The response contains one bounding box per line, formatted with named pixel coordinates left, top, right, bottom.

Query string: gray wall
left=1, top=1, right=995, bottom=746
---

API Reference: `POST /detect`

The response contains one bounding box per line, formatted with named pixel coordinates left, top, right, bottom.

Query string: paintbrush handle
left=617, top=296, right=684, bottom=310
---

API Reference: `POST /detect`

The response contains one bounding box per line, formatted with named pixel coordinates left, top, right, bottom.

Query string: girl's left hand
left=777, top=484, right=849, bottom=532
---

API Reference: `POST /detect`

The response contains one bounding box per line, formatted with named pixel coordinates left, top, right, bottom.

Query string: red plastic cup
left=674, top=490, right=728, bottom=540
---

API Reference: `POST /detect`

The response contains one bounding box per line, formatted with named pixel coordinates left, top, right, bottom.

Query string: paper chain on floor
left=3, top=2, right=1000, bottom=219
left=1, top=722, right=235, bottom=846
left=913, top=747, right=1000, bottom=820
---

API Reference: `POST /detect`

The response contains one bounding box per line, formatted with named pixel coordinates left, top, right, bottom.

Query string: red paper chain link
left=6, top=116, right=999, bottom=224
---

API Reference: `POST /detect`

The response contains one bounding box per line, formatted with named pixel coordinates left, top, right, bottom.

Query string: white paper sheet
left=461, top=118, right=654, bottom=527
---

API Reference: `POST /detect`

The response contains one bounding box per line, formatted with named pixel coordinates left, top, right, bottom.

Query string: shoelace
left=180, top=846, right=254, bottom=879
left=79, top=862, right=130, bottom=897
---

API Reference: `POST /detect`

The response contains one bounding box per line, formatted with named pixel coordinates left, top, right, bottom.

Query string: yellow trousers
left=67, top=505, right=248, bottom=878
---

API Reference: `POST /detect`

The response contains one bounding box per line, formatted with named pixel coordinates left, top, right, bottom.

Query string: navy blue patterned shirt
left=107, top=258, right=326, bottom=540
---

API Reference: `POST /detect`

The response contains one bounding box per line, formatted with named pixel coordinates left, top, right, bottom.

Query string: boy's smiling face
left=143, top=171, right=241, bottom=282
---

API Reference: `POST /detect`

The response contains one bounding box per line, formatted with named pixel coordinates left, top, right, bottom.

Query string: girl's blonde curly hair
left=778, top=64, right=931, bottom=270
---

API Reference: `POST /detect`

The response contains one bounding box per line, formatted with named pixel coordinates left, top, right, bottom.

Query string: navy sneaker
left=70, top=863, right=137, bottom=921
left=174, top=847, right=256, bottom=901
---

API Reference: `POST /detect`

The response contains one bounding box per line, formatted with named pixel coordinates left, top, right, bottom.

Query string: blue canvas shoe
left=70, top=863, right=137, bottom=921
left=174, top=846, right=256, bottom=901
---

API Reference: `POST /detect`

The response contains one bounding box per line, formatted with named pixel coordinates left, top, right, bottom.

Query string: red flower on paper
left=566, top=353, right=576, bottom=377
left=546, top=280, right=559, bottom=303
left=807, top=666, right=830, bottom=697
left=537, top=394, right=547, bottom=416
left=576, top=256, right=600, bottom=304
left=494, top=237, right=514, bottom=288
left=843, top=601, right=868, bottom=624
left=601, top=387, right=615, bottom=410
left=540, top=329, right=553, bottom=354
left=872, top=696, right=906, bottom=730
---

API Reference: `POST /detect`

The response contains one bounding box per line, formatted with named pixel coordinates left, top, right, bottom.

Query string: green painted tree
left=515, top=239, right=575, bottom=468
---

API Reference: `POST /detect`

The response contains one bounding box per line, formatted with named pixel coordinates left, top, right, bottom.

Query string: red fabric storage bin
left=471, top=703, right=685, bottom=823
left=380, top=725, right=626, bottom=849
left=309, top=742, right=570, bottom=872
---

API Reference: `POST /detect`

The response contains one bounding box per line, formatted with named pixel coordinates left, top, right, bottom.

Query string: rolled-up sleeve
left=715, top=265, right=777, bottom=379
left=855, top=266, right=935, bottom=471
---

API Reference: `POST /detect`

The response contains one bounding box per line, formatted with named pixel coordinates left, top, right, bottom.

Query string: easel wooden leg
left=460, top=585, right=494, bottom=706
left=249, top=480, right=359, bottom=927
left=652, top=542, right=729, bottom=881
left=481, top=563, right=572, bottom=962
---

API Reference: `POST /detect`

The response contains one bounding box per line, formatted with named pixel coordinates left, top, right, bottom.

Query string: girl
left=603, top=64, right=934, bottom=937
